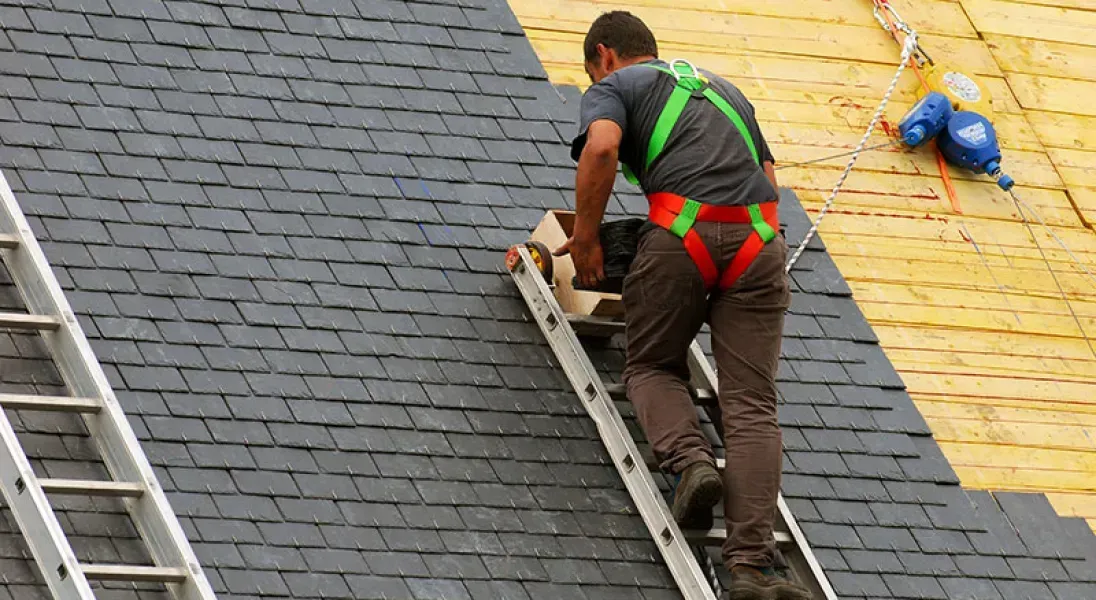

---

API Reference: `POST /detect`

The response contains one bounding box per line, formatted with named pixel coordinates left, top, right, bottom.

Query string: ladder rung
left=0, top=394, right=100, bottom=413
left=39, top=478, right=144, bottom=498
left=0, top=234, right=18, bottom=249
left=566, top=314, right=625, bottom=336
left=684, top=527, right=794, bottom=547
left=82, top=564, right=188, bottom=583
left=605, top=383, right=717, bottom=406
left=0, top=312, right=60, bottom=331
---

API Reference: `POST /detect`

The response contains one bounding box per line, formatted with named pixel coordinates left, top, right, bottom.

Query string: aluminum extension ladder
left=507, top=245, right=837, bottom=600
left=0, top=172, right=216, bottom=599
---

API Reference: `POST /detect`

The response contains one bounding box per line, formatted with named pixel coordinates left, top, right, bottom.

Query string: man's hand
left=554, top=236, right=605, bottom=289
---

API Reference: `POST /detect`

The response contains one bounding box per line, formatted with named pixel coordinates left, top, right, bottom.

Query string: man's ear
left=596, top=43, right=613, bottom=72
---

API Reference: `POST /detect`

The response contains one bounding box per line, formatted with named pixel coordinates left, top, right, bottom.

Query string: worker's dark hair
left=583, top=11, right=658, bottom=63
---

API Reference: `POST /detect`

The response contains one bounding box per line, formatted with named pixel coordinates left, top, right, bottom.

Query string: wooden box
left=529, top=210, right=624, bottom=317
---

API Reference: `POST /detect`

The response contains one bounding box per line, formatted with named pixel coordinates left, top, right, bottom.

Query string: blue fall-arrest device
left=896, top=91, right=1016, bottom=192
left=936, top=110, right=1015, bottom=191
left=898, top=92, right=953, bottom=148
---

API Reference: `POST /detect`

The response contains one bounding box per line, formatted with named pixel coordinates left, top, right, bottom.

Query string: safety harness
left=623, top=59, right=779, bottom=292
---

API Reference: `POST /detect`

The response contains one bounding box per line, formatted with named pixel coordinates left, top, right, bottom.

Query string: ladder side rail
left=686, top=343, right=838, bottom=600
left=0, top=411, right=97, bottom=598
left=509, top=248, right=717, bottom=600
left=0, top=173, right=217, bottom=600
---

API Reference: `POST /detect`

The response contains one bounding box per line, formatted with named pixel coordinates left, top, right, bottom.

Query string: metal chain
left=785, top=32, right=919, bottom=273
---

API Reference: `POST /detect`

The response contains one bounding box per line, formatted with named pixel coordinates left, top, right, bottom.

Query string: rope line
left=1009, top=195, right=1096, bottom=289
left=1009, top=188, right=1096, bottom=359
left=774, top=139, right=903, bottom=172
left=785, top=32, right=919, bottom=273
left=959, top=222, right=1022, bottom=325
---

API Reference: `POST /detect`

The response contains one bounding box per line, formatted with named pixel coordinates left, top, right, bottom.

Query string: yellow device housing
left=924, top=62, right=994, bottom=116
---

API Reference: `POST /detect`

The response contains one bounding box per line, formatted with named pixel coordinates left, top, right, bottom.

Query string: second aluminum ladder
left=0, top=171, right=216, bottom=599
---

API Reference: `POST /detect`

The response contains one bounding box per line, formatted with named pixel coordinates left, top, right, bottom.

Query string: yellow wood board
left=918, top=399, right=1096, bottom=428
left=985, top=34, right=1096, bottom=80
left=763, top=112, right=1044, bottom=154
left=536, top=0, right=981, bottom=37
left=897, top=358, right=1096, bottom=385
left=833, top=234, right=1096, bottom=271
left=771, top=141, right=1062, bottom=189
left=904, top=371, right=1096, bottom=405
left=928, top=417, right=1096, bottom=453
left=943, top=443, right=1096, bottom=479
left=953, top=464, right=1096, bottom=494
left=1026, top=112, right=1096, bottom=152
left=1046, top=493, right=1096, bottom=521
left=509, top=0, right=1096, bottom=529
left=877, top=324, right=1096, bottom=362
left=811, top=210, right=1096, bottom=251
left=1070, top=187, right=1096, bottom=226
left=1006, top=73, right=1096, bottom=118
left=960, top=0, right=1096, bottom=47
left=913, top=392, right=1096, bottom=420
left=788, top=174, right=1077, bottom=226
left=534, top=48, right=1027, bottom=116
left=851, top=282, right=1096, bottom=335
left=830, top=256, right=1096, bottom=305
left=518, top=5, right=1000, bottom=74
left=894, top=354, right=1095, bottom=383
left=976, top=29, right=1096, bottom=229
left=996, top=1, right=1096, bottom=10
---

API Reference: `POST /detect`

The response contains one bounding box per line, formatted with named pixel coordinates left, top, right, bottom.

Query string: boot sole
left=672, top=466, right=723, bottom=530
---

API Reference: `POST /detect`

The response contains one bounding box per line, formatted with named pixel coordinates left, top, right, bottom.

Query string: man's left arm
left=556, top=119, right=623, bottom=289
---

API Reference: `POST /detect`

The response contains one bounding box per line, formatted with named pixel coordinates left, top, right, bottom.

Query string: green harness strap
left=620, top=60, right=773, bottom=243
left=700, top=87, right=760, bottom=166
left=621, top=61, right=760, bottom=186
left=748, top=202, right=777, bottom=243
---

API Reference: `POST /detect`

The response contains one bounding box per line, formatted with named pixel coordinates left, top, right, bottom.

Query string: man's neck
left=619, top=55, right=658, bottom=69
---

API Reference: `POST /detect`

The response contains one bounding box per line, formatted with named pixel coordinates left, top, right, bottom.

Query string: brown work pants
left=621, top=220, right=790, bottom=570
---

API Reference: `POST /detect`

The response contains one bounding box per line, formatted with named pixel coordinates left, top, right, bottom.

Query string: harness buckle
left=668, top=59, right=700, bottom=82
left=669, top=59, right=706, bottom=93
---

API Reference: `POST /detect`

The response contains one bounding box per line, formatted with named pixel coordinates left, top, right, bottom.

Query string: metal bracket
left=668, top=58, right=701, bottom=81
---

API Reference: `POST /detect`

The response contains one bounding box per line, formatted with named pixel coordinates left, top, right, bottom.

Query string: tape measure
left=505, top=241, right=554, bottom=281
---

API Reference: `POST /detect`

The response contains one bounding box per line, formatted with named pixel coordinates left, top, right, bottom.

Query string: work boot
left=725, top=565, right=813, bottom=600
left=671, top=461, right=723, bottom=531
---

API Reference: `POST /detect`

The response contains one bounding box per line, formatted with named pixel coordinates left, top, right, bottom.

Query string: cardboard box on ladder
left=526, top=209, right=624, bottom=318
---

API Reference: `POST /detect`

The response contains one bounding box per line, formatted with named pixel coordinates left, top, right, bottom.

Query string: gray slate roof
left=0, top=1, right=1094, bottom=599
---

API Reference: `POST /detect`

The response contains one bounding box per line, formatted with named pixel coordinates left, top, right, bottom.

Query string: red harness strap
left=647, top=192, right=779, bottom=291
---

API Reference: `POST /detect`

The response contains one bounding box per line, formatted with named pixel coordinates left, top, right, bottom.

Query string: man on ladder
left=554, top=11, right=812, bottom=600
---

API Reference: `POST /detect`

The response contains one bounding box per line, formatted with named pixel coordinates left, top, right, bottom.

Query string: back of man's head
left=583, top=11, right=658, bottom=63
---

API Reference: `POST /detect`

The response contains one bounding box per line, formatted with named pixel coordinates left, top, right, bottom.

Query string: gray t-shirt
left=570, top=59, right=776, bottom=207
